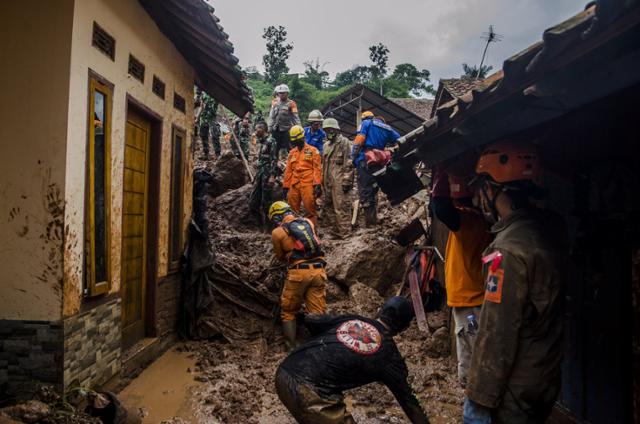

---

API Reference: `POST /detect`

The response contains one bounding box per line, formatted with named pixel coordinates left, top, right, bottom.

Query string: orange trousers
left=280, top=267, right=327, bottom=321
left=287, top=185, right=317, bottom=226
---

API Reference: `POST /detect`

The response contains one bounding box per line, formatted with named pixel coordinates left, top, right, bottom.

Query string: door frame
left=123, top=96, right=162, bottom=345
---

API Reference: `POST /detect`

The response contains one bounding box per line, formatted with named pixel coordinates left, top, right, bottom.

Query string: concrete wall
left=0, top=1, right=75, bottom=321
left=63, top=0, right=195, bottom=317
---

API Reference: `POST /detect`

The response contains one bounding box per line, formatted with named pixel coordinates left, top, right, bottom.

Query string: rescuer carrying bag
left=283, top=218, right=324, bottom=261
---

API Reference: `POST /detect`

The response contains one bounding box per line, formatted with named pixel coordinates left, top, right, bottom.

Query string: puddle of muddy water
left=119, top=347, right=202, bottom=423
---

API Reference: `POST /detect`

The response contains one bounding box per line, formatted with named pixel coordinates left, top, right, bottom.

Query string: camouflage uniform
left=465, top=208, right=568, bottom=423
left=322, top=134, right=355, bottom=237
left=249, top=133, right=278, bottom=229
left=232, top=119, right=251, bottom=160
left=198, top=93, right=220, bottom=157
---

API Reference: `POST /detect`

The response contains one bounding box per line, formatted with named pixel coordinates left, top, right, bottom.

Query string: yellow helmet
left=268, top=201, right=292, bottom=221
left=361, top=111, right=374, bottom=120
left=289, top=125, right=305, bottom=142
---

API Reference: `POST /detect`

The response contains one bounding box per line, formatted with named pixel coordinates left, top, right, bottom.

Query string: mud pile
left=181, top=280, right=462, bottom=424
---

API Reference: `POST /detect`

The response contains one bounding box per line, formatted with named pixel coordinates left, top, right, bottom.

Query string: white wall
left=63, top=0, right=195, bottom=316
left=0, top=1, right=75, bottom=321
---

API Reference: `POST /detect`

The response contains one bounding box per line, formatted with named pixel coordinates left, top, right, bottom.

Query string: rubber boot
left=282, top=320, right=297, bottom=351
left=364, top=206, right=378, bottom=227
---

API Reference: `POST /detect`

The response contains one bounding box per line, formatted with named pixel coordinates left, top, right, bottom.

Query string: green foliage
left=369, top=43, right=390, bottom=78
left=262, top=26, right=293, bottom=84
left=249, top=36, right=434, bottom=119
left=461, top=63, right=493, bottom=79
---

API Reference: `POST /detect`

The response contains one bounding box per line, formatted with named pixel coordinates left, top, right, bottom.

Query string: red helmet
left=475, top=141, right=540, bottom=184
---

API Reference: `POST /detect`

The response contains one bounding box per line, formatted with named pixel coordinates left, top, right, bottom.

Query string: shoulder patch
left=484, top=268, right=504, bottom=303
left=336, top=320, right=382, bottom=355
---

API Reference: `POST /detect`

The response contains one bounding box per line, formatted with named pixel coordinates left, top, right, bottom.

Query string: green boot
left=282, top=320, right=297, bottom=351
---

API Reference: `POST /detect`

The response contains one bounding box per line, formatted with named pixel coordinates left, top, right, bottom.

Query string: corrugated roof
left=389, top=98, right=434, bottom=120
left=321, top=84, right=426, bottom=136
left=396, top=2, right=640, bottom=167
left=139, top=0, right=253, bottom=116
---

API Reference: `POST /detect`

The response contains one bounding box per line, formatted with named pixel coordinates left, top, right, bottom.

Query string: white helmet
left=308, top=110, right=324, bottom=122
left=322, top=118, right=340, bottom=130
left=275, top=84, right=290, bottom=94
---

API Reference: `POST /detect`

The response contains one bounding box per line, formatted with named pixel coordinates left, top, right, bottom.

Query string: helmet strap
left=481, top=182, right=501, bottom=223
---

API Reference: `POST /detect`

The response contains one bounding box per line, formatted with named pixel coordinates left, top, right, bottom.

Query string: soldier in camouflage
left=249, top=122, right=279, bottom=230
left=198, top=92, right=220, bottom=159
left=232, top=116, right=252, bottom=161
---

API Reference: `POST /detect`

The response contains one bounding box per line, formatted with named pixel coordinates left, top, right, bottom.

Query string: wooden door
left=121, top=110, right=151, bottom=347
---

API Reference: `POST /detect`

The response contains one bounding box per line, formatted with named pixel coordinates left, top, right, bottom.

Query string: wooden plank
left=124, top=147, right=147, bottom=172
left=123, top=192, right=145, bottom=214
left=123, top=214, right=144, bottom=237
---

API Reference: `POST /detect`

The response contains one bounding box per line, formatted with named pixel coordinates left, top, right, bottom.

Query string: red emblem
left=336, top=320, right=382, bottom=355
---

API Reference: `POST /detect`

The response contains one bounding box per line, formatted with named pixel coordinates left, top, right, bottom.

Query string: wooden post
left=222, top=112, right=254, bottom=182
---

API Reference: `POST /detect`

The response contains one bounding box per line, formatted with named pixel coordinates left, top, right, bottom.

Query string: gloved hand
left=463, top=398, right=492, bottom=424
left=282, top=188, right=288, bottom=200
left=314, top=185, right=322, bottom=198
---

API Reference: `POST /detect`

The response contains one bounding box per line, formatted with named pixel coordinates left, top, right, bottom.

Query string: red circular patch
left=336, top=320, right=382, bottom=355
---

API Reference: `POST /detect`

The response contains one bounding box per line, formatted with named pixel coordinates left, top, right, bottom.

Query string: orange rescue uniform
left=283, top=143, right=322, bottom=225
left=445, top=207, right=493, bottom=307
left=272, top=215, right=327, bottom=321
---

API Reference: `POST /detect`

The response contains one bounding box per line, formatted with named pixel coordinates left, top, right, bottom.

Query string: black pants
left=200, top=124, right=221, bottom=156
left=272, top=129, right=291, bottom=160
left=356, top=161, right=378, bottom=208
left=249, top=171, right=273, bottom=227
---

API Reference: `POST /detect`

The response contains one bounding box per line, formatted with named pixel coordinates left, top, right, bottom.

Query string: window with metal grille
left=92, top=22, right=115, bottom=61
left=152, top=75, right=165, bottom=99
left=173, top=93, right=186, bottom=113
left=128, top=55, right=145, bottom=83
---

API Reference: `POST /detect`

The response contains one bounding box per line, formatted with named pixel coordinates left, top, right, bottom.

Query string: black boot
left=364, top=206, right=378, bottom=227
left=282, top=320, right=297, bottom=351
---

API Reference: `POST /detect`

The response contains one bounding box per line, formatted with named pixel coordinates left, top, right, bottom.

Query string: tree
left=369, top=43, right=390, bottom=78
left=262, top=26, right=293, bottom=85
left=389, top=63, right=435, bottom=97
left=461, top=63, right=493, bottom=80
left=333, top=65, right=373, bottom=88
left=302, top=59, right=329, bottom=90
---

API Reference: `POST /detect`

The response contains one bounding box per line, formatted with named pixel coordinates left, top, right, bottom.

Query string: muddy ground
left=177, top=139, right=464, bottom=423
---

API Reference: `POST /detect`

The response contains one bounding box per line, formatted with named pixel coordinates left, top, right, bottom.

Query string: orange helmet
left=448, top=175, right=473, bottom=199
left=475, top=141, right=540, bottom=184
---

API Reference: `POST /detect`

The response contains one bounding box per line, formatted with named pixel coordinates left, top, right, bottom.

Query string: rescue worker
left=464, top=141, right=568, bottom=424
left=232, top=116, right=251, bottom=160
left=275, top=296, right=430, bottom=424
left=269, top=201, right=327, bottom=350
left=351, top=111, right=400, bottom=226
left=283, top=125, right=322, bottom=226
left=198, top=92, right=221, bottom=159
left=304, top=110, right=326, bottom=155
left=268, top=84, right=300, bottom=160
left=431, top=168, right=492, bottom=385
left=321, top=118, right=355, bottom=238
left=249, top=122, right=278, bottom=230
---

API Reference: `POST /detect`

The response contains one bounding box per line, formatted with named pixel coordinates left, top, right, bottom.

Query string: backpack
left=283, top=218, right=323, bottom=261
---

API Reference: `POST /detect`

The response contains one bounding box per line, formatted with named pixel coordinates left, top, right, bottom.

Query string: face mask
left=327, top=132, right=336, bottom=141
left=293, top=140, right=304, bottom=149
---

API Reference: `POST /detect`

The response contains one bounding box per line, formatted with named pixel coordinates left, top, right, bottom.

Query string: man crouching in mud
left=275, top=296, right=429, bottom=423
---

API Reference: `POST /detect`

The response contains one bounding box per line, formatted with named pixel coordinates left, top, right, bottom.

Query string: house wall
left=0, top=1, right=74, bottom=322
left=62, top=0, right=195, bottom=317
left=57, top=0, right=196, bottom=388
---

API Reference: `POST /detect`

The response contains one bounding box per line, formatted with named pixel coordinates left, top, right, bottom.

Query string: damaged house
left=0, top=0, right=251, bottom=400
left=380, top=2, right=640, bottom=422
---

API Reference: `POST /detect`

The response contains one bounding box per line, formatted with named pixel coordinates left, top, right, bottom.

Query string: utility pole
left=477, top=25, right=503, bottom=80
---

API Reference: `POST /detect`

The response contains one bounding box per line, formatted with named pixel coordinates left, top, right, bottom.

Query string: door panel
left=121, top=110, right=150, bottom=347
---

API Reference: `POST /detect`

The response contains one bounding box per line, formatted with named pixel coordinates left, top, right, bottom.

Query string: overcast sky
left=210, top=0, right=586, bottom=97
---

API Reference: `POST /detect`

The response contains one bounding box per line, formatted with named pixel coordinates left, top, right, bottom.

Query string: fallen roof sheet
left=397, top=2, right=640, bottom=166
left=321, top=84, right=426, bottom=136
left=139, top=0, right=253, bottom=116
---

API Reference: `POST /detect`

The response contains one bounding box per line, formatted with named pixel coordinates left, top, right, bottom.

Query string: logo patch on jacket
left=336, top=320, right=381, bottom=355
left=484, top=268, right=504, bottom=303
